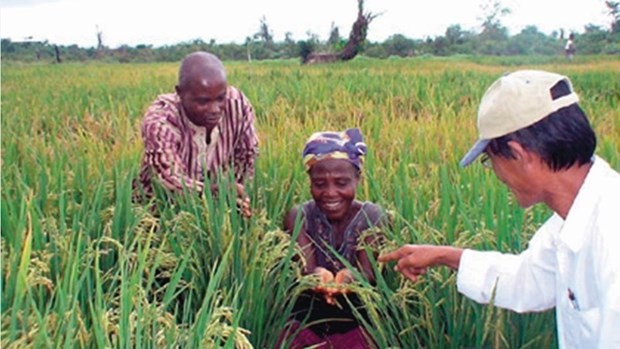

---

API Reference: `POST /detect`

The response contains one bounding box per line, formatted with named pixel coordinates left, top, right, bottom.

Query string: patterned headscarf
left=302, top=128, right=367, bottom=171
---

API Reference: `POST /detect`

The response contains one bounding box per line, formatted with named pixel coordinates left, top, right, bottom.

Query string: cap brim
left=459, top=139, right=490, bottom=167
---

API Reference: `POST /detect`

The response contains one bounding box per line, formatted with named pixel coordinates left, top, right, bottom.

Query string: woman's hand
left=311, top=267, right=353, bottom=305
left=311, top=267, right=334, bottom=293
left=334, top=268, right=354, bottom=284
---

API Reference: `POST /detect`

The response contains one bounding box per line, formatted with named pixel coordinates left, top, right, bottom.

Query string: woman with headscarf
left=276, top=128, right=387, bottom=349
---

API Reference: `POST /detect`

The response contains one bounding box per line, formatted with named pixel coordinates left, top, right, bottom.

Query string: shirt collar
left=557, top=155, right=607, bottom=252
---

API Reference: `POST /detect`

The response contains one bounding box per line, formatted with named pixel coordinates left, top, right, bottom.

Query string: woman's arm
left=283, top=207, right=317, bottom=274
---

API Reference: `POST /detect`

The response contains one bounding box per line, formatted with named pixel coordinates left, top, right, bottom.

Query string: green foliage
left=297, top=40, right=316, bottom=64
left=2, top=20, right=619, bottom=63
left=2, top=57, right=619, bottom=348
left=508, top=26, right=558, bottom=55
left=381, top=34, right=418, bottom=57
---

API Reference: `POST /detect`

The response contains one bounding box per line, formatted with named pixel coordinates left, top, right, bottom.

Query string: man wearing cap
left=134, top=51, right=258, bottom=216
left=379, top=70, right=620, bottom=348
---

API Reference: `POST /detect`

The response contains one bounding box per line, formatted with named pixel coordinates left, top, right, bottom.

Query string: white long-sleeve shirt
left=457, top=156, right=620, bottom=349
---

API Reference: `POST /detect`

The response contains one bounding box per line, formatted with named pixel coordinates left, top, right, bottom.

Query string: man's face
left=309, top=158, right=359, bottom=223
left=177, top=77, right=227, bottom=129
left=487, top=151, right=544, bottom=208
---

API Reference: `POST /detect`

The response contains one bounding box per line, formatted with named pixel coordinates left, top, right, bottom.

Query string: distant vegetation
left=2, top=55, right=619, bottom=349
left=2, top=0, right=619, bottom=63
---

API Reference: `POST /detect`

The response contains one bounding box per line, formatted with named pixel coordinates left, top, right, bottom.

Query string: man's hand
left=235, top=183, right=252, bottom=218
left=378, top=245, right=463, bottom=282
left=209, top=182, right=252, bottom=218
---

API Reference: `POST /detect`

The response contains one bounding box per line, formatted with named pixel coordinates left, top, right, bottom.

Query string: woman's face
left=308, top=158, right=359, bottom=223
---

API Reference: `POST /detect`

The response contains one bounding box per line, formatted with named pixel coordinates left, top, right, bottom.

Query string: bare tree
left=339, top=0, right=380, bottom=60
left=96, top=25, right=104, bottom=50
left=53, top=44, right=61, bottom=63
left=245, top=36, right=253, bottom=62
left=95, top=25, right=106, bottom=58
left=477, top=0, right=511, bottom=40
left=255, top=16, right=274, bottom=48
left=304, top=0, right=380, bottom=64
left=479, top=0, right=510, bottom=29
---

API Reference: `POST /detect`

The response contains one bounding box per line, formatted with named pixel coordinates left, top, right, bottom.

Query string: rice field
left=2, top=55, right=619, bottom=348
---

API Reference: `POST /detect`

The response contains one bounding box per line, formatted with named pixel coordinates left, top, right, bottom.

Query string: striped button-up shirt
left=136, top=86, right=258, bottom=198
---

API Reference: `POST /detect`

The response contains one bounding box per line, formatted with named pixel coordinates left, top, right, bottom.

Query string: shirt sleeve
left=232, top=93, right=259, bottom=184
left=456, top=215, right=561, bottom=313
left=141, top=109, right=204, bottom=193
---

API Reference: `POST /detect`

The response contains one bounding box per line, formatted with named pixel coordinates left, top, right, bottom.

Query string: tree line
left=2, top=1, right=619, bottom=63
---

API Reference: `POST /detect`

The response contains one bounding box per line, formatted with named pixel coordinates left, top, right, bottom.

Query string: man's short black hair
left=486, top=103, right=596, bottom=171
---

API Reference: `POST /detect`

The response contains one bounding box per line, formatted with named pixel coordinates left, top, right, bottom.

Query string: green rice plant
left=2, top=56, right=618, bottom=348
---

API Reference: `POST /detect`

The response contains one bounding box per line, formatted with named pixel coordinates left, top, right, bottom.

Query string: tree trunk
left=54, top=45, right=62, bottom=63
left=339, top=0, right=377, bottom=60
left=304, top=0, right=378, bottom=64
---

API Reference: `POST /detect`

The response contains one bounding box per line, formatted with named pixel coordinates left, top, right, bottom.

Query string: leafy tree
left=298, top=40, right=316, bottom=63
left=478, top=0, right=511, bottom=41
left=578, top=25, right=609, bottom=54
left=509, top=26, right=559, bottom=55
left=433, top=36, right=451, bottom=56
left=255, top=16, right=274, bottom=49
left=472, top=0, right=511, bottom=55
left=443, top=25, right=476, bottom=54
left=445, top=25, right=465, bottom=45
left=382, top=34, right=417, bottom=57
left=327, top=22, right=341, bottom=46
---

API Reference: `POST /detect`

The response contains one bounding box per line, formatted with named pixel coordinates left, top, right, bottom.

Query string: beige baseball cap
left=460, top=70, right=580, bottom=167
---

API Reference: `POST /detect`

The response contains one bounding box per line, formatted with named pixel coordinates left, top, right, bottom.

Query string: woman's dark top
left=291, top=200, right=385, bottom=335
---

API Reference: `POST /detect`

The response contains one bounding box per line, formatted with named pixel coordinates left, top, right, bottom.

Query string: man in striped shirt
left=135, top=51, right=258, bottom=216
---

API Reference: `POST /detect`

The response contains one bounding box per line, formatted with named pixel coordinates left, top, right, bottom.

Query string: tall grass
left=2, top=56, right=619, bottom=348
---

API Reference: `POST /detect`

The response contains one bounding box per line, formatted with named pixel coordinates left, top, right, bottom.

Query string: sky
left=0, top=0, right=613, bottom=48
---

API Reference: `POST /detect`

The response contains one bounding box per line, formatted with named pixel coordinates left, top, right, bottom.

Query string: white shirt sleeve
left=456, top=215, right=562, bottom=313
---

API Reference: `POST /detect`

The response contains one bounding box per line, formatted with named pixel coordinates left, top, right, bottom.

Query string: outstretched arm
left=379, top=245, right=464, bottom=282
